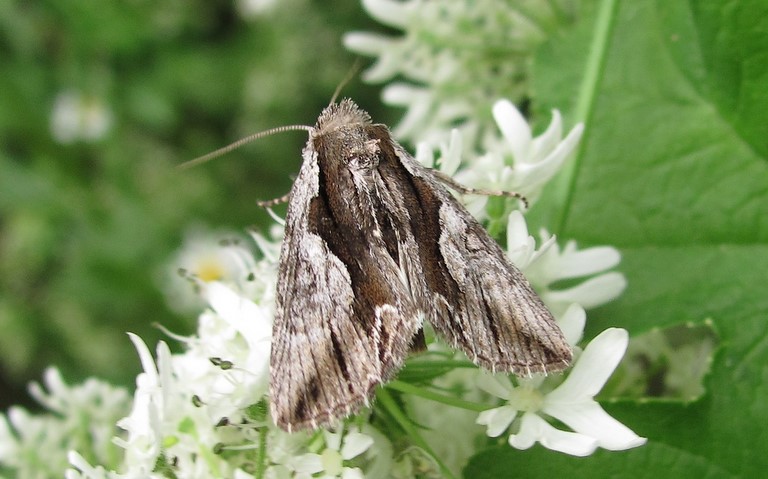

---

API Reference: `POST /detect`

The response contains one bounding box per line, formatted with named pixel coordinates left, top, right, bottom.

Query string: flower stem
left=255, top=426, right=267, bottom=479
left=554, top=0, right=618, bottom=233
left=387, top=380, right=490, bottom=412
left=376, top=388, right=457, bottom=479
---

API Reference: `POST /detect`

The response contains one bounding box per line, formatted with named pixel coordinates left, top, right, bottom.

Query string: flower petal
left=204, top=281, right=272, bottom=343
left=289, top=453, right=323, bottom=474
left=439, top=129, right=463, bottom=176
left=156, top=341, right=173, bottom=419
left=477, top=406, right=517, bottom=437
left=67, top=451, right=100, bottom=476
left=515, top=123, right=584, bottom=192
left=529, top=110, right=563, bottom=160
left=537, top=121, right=583, bottom=166
left=323, top=430, right=343, bottom=452
left=475, top=373, right=512, bottom=399
left=363, top=52, right=403, bottom=83
left=415, top=142, right=435, bottom=168
left=509, top=413, right=598, bottom=456
left=557, top=303, right=586, bottom=347
left=342, top=32, right=391, bottom=56
left=492, top=100, right=530, bottom=163
left=506, top=211, right=535, bottom=269
left=340, top=431, right=374, bottom=460
left=341, top=467, right=365, bottom=479
left=544, top=400, right=646, bottom=451
left=127, top=333, right=159, bottom=382
left=549, top=244, right=622, bottom=281
left=382, top=84, right=432, bottom=138
left=534, top=115, right=584, bottom=167
left=0, top=415, right=17, bottom=461
left=362, top=0, right=411, bottom=29
left=544, top=272, right=627, bottom=309
left=546, top=328, right=628, bottom=402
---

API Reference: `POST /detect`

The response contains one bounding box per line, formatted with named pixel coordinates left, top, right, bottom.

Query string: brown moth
left=269, top=99, right=571, bottom=432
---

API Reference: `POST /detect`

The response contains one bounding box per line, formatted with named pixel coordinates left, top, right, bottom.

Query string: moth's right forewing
left=435, top=203, right=572, bottom=374
left=390, top=145, right=571, bottom=375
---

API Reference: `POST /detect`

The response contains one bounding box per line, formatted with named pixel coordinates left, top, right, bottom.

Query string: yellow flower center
left=321, top=448, right=344, bottom=476
left=196, top=259, right=225, bottom=282
left=508, top=385, right=544, bottom=412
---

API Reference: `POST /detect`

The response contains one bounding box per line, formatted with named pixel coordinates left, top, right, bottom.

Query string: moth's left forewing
left=386, top=139, right=572, bottom=375
left=270, top=107, right=425, bottom=431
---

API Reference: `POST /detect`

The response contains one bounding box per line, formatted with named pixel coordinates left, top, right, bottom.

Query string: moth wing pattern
left=391, top=144, right=572, bottom=375
left=269, top=103, right=423, bottom=431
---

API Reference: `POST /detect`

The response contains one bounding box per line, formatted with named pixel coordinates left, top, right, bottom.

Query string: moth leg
left=430, top=169, right=529, bottom=209
left=257, top=192, right=291, bottom=208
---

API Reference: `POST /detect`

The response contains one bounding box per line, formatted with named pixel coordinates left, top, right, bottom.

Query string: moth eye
left=363, top=139, right=380, bottom=154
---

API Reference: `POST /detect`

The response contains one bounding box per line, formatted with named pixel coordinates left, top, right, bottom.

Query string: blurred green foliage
left=0, top=0, right=387, bottom=406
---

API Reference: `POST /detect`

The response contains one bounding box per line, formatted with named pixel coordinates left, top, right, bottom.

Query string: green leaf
left=465, top=442, right=735, bottom=479
left=470, top=0, right=768, bottom=476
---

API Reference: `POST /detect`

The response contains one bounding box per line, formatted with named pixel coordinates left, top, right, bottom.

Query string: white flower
left=505, top=210, right=626, bottom=316
left=110, top=334, right=170, bottom=476
left=161, top=228, right=275, bottom=314
left=412, top=99, right=583, bottom=223
left=477, top=328, right=646, bottom=456
left=416, top=128, right=463, bottom=176
left=381, top=83, right=477, bottom=147
left=287, top=428, right=374, bottom=479
left=186, top=281, right=274, bottom=417
left=490, top=100, right=584, bottom=193
left=345, top=0, right=573, bottom=146
left=66, top=287, right=273, bottom=477
left=50, top=90, right=113, bottom=144
left=455, top=100, right=584, bottom=214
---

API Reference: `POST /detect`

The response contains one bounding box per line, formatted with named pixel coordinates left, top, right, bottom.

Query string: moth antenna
left=430, top=169, right=530, bottom=209
left=178, top=124, right=313, bottom=170
left=329, top=60, right=363, bottom=105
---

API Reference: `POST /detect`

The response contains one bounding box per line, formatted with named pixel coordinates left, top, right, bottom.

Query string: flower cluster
left=345, top=0, right=577, bottom=147
left=417, top=99, right=584, bottom=220
left=0, top=369, right=130, bottom=477
left=66, top=274, right=389, bottom=478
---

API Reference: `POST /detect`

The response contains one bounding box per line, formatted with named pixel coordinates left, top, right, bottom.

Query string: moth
left=267, top=99, right=572, bottom=432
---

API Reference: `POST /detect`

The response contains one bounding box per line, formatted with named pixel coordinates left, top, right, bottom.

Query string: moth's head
left=311, top=99, right=384, bottom=167
left=314, top=99, right=372, bottom=137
